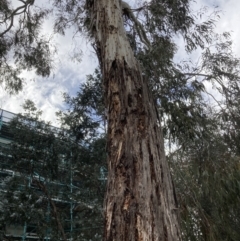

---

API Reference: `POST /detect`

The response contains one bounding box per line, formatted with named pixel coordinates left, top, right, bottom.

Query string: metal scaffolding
left=0, top=109, right=106, bottom=240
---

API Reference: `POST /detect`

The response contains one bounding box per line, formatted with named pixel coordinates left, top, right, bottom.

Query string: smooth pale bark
left=90, top=0, right=181, bottom=240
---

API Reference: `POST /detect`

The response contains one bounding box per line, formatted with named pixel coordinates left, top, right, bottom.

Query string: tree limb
left=35, top=179, right=67, bottom=241
left=121, top=0, right=150, bottom=49
left=0, top=1, right=33, bottom=37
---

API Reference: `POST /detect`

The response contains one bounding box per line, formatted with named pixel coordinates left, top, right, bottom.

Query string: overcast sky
left=1, top=0, right=239, bottom=126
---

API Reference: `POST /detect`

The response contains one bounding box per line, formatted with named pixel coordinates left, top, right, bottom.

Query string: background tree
left=57, top=69, right=107, bottom=240
left=0, top=0, right=53, bottom=94
left=169, top=106, right=240, bottom=241
left=0, top=101, right=71, bottom=241
left=0, top=94, right=106, bottom=240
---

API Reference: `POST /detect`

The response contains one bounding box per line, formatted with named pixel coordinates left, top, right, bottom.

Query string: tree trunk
left=90, top=0, right=181, bottom=240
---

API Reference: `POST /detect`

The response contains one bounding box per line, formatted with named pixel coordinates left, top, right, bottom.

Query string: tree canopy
left=1, top=0, right=240, bottom=240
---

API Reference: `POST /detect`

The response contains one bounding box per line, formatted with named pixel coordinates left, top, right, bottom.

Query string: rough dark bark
left=90, top=0, right=181, bottom=240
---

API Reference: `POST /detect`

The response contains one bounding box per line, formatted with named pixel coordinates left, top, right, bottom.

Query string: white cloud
left=1, top=0, right=98, bottom=126
left=0, top=42, right=98, bottom=126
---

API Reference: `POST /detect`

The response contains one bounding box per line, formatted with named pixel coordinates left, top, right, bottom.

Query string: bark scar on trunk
left=136, top=214, right=144, bottom=241
left=123, top=192, right=131, bottom=211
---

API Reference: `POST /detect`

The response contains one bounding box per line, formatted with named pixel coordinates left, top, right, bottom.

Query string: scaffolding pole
left=70, top=152, right=73, bottom=241
left=46, top=201, right=51, bottom=240
left=22, top=173, right=32, bottom=241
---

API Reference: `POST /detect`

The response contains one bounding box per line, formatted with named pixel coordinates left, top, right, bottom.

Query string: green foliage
left=57, top=69, right=106, bottom=240
left=0, top=96, right=106, bottom=240
left=169, top=106, right=240, bottom=241
left=0, top=0, right=53, bottom=93
left=126, top=1, right=240, bottom=147
left=53, top=0, right=86, bottom=36
left=56, top=68, right=105, bottom=144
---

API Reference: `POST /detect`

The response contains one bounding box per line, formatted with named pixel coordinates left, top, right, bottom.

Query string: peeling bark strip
left=90, top=0, right=181, bottom=240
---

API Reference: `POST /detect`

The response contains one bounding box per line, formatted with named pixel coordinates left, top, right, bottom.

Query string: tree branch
left=35, top=179, right=67, bottom=241
left=183, top=71, right=239, bottom=80
left=0, top=1, right=33, bottom=37
left=121, top=0, right=150, bottom=49
left=183, top=73, right=213, bottom=78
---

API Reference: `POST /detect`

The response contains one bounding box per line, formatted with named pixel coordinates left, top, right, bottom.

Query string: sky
left=1, top=0, right=240, bottom=126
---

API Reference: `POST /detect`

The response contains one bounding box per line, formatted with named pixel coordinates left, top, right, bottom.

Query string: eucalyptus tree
left=57, top=69, right=107, bottom=240
left=169, top=105, right=240, bottom=241
left=1, top=0, right=240, bottom=240
left=0, top=0, right=53, bottom=94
